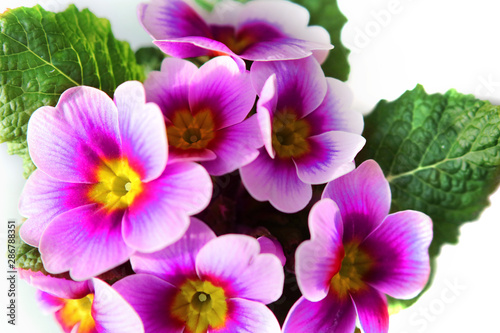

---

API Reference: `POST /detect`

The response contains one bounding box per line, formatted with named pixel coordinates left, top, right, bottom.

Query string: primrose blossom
left=240, top=56, right=365, bottom=213
left=283, top=160, right=433, bottom=333
left=19, top=81, right=212, bottom=280
left=22, top=271, right=144, bottom=333
left=138, top=0, right=332, bottom=69
left=114, top=218, right=285, bottom=333
left=144, top=56, right=262, bottom=175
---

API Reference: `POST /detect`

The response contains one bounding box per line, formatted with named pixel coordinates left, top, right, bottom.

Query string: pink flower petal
left=241, top=38, right=330, bottom=62
left=19, top=270, right=90, bottom=300
left=140, top=0, right=211, bottom=40
left=236, top=0, right=311, bottom=36
left=251, top=57, right=327, bottom=118
left=213, top=298, right=281, bottom=333
left=257, top=236, right=286, bottom=267
left=122, top=161, right=212, bottom=253
left=294, top=131, right=366, bottom=185
left=235, top=0, right=331, bottom=62
left=201, top=115, right=262, bottom=176
left=196, top=235, right=284, bottom=304
left=299, top=25, right=332, bottom=64
left=19, top=170, right=92, bottom=246
left=350, top=286, right=389, bottom=333
left=328, top=161, right=357, bottom=181
left=114, top=81, right=168, bottom=182
left=113, top=274, right=184, bottom=333
left=240, top=149, right=312, bottom=213
left=168, top=147, right=217, bottom=163
left=255, top=74, right=277, bottom=158
left=39, top=204, right=133, bottom=281
left=154, top=38, right=245, bottom=70
left=322, top=160, right=391, bottom=242
left=27, top=86, right=121, bottom=183
left=304, top=78, right=364, bottom=136
left=144, top=58, right=198, bottom=122
left=210, top=0, right=244, bottom=26
left=36, top=290, right=65, bottom=314
left=362, top=211, right=433, bottom=299
left=282, top=293, right=356, bottom=333
left=130, top=218, right=216, bottom=287
left=296, top=199, right=344, bottom=302
left=189, top=56, right=255, bottom=130
left=90, top=278, right=144, bottom=333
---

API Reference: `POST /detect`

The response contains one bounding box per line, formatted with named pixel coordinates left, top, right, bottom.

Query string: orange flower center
left=272, top=110, right=311, bottom=158
left=330, top=241, right=373, bottom=299
left=167, top=110, right=216, bottom=150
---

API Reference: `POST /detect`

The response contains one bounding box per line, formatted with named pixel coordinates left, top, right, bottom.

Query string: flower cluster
left=16, top=0, right=432, bottom=332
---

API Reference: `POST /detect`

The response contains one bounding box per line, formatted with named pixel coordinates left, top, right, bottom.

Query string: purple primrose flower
left=240, top=56, right=366, bottom=213
left=19, top=82, right=212, bottom=280
left=29, top=273, right=143, bottom=333
left=114, top=218, right=284, bottom=333
left=283, top=160, right=433, bottom=333
left=138, top=0, right=332, bottom=68
left=144, top=56, right=262, bottom=175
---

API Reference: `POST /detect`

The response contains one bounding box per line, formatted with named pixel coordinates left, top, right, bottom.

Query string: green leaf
left=135, top=47, right=166, bottom=76
left=0, top=5, right=145, bottom=177
left=291, top=0, right=350, bottom=81
left=357, top=84, right=500, bottom=309
left=15, top=240, right=46, bottom=274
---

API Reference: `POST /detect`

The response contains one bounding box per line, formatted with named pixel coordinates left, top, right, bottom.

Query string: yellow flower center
left=171, top=279, right=228, bottom=333
left=167, top=110, right=216, bottom=150
left=272, top=111, right=311, bottom=158
left=330, top=241, right=373, bottom=299
left=59, top=294, right=95, bottom=333
left=89, top=159, right=143, bottom=211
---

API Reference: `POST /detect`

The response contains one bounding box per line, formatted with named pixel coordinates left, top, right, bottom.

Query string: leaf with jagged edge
left=15, top=240, right=47, bottom=274
left=357, top=84, right=500, bottom=310
left=0, top=5, right=145, bottom=177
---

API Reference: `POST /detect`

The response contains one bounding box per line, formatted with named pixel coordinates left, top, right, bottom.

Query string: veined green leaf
left=357, top=85, right=500, bottom=309
left=0, top=5, right=145, bottom=177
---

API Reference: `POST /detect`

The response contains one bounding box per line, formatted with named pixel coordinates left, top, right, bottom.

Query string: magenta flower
left=138, top=0, right=332, bottom=68
left=240, top=56, right=365, bottom=213
left=144, top=56, right=262, bottom=175
left=19, top=82, right=212, bottom=280
left=283, top=160, right=433, bottom=333
left=28, top=273, right=143, bottom=333
left=113, top=218, right=284, bottom=333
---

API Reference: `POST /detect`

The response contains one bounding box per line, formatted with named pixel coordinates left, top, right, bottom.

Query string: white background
left=0, top=0, right=499, bottom=332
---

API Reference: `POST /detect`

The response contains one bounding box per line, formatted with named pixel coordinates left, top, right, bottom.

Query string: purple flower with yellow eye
left=144, top=56, right=262, bottom=175
left=240, top=56, right=366, bottom=213
left=19, top=81, right=212, bottom=280
left=138, top=0, right=332, bottom=69
left=23, top=271, right=144, bottom=333
left=113, top=218, right=284, bottom=333
left=283, top=160, right=433, bottom=333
